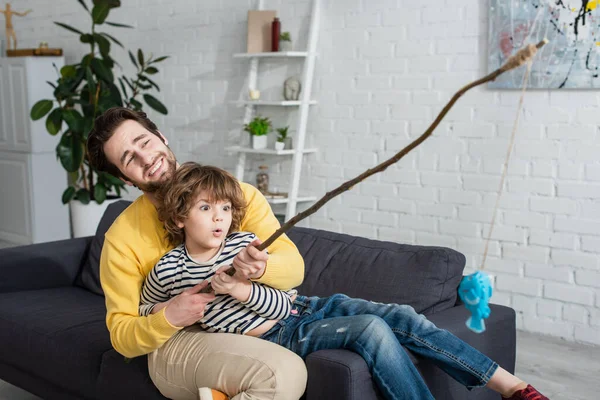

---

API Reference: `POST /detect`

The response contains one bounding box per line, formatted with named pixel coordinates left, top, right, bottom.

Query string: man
left=86, top=107, right=307, bottom=400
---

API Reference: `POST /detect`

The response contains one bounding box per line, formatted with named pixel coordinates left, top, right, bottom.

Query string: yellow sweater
left=100, top=182, right=305, bottom=358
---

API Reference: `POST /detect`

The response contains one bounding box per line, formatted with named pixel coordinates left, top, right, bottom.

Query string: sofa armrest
left=0, top=237, right=92, bottom=293
left=305, top=349, right=381, bottom=400
left=426, top=304, right=516, bottom=373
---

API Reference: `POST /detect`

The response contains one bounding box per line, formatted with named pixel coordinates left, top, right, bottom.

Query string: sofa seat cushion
left=97, top=350, right=166, bottom=399
left=0, top=287, right=111, bottom=398
left=288, top=227, right=466, bottom=314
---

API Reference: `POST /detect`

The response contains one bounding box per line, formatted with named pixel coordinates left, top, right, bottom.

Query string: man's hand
left=233, top=238, right=268, bottom=280
left=211, top=266, right=252, bottom=302
left=162, top=281, right=216, bottom=327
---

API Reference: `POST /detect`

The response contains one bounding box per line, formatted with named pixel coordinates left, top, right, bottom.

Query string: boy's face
left=103, top=119, right=177, bottom=192
left=178, top=190, right=233, bottom=257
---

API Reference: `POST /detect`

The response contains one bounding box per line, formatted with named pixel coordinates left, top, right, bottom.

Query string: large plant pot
left=251, top=135, right=267, bottom=150
left=70, top=197, right=121, bottom=238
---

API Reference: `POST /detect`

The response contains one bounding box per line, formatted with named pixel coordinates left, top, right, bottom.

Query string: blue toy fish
left=458, top=271, right=493, bottom=334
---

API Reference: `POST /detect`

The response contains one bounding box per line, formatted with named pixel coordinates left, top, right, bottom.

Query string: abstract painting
left=489, top=0, right=600, bottom=89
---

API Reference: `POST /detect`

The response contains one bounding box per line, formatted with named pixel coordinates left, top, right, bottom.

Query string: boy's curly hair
left=157, top=162, right=247, bottom=245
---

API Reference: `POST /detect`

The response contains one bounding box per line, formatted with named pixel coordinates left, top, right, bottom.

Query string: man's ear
left=158, top=131, right=168, bottom=145
left=120, top=177, right=134, bottom=187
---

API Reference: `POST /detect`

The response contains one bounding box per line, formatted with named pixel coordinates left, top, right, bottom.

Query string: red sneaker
left=504, top=384, right=549, bottom=400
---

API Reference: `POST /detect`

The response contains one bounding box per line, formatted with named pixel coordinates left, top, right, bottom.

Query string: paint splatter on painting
left=489, top=0, right=600, bottom=88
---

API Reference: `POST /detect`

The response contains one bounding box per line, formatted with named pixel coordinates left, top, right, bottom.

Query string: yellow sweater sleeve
left=101, top=235, right=182, bottom=358
left=239, top=182, right=305, bottom=290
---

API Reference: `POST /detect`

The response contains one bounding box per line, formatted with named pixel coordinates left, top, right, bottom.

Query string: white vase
left=275, top=141, right=285, bottom=151
left=251, top=135, right=267, bottom=150
left=70, top=197, right=121, bottom=238
left=280, top=41, right=293, bottom=52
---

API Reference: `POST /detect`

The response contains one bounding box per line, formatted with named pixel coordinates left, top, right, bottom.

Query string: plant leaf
left=80, top=33, right=93, bottom=44
left=54, top=22, right=84, bottom=35
left=93, top=33, right=111, bottom=58
left=100, top=32, right=123, bottom=48
left=144, top=76, right=160, bottom=92
left=31, top=100, right=53, bottom=120
left=60, top=65, right=77, bottom=78
left=118, top=77, right=128, bottom=98
left=128, top=50, right=138, bottom=68
left=91, top=57, right=114, bottom=83
left=137, top=49, right=144, bottom=67
left=46, top=108, right=63, bottom=135
left=57, top=132, right=85, bottom=172
left=143, top=94, right=168, bottom=115
left=94, top=183, right=107, bottom=204
left=92, top=4, right=111, bottom=24
left=130, top=98, right=142, bottom=110
left=149, top=56, right=169, bottom=64
left=62, top=186, right=76, bottom=204
left=75, top=188, right=91, bottom=205
left=105, top=21, right=133, bottom=28
left=85, top=66, right=96, bottom=99
left=144, top=66, right=158, bottom=75
left=62, top=109, right=84, bottom=133
left=77, top=0, right=90, bottom=12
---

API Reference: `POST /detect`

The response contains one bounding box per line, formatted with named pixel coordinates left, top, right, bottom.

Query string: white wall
left=7, top=0, right=599, bottom=345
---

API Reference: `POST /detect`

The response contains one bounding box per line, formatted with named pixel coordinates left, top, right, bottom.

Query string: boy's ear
left=176, top=220, right=185, bottom=229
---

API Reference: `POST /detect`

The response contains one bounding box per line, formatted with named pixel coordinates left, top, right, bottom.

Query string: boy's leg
left=262, top=298, right=435, bottom=400
left=149, top=325, right=307, bottom=400
left=316, top=294, right=498, bottom=390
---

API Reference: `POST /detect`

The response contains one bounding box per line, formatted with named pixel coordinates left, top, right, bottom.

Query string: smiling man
left=86, top=107, right=307, bottom=400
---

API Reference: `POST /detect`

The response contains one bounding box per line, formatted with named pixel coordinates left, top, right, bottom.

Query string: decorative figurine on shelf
left=248, top=88, right=260, bottom=100
left=283, top=76, right=301, bottom=101
left=256, top=165, right=269, bottom=194
left=458, top=271, right=493, bottom=333
left=0, top=3, right=32, bottom=51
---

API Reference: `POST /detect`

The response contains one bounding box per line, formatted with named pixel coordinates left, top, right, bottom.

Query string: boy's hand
left=163, top=281, right=216, bottom=327
left=233, top=238, right=268, bottom=279
left=211, top=266, right=251, bottom=302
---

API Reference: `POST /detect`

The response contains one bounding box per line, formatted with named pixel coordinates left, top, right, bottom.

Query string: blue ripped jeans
left=260, top=294, right=498, bottom=400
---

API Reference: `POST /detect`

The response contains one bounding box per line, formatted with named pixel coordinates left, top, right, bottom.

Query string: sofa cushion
left=75, top=200, right=132, bottom=295
left=288, top=227, right=465, bottom=314
left=97, top=350, right=166, bottom=399
left=0, top=287, right=112, bottom=397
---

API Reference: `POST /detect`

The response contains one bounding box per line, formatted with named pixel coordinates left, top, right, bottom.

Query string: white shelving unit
left=229, top=0, right=320, bottom=221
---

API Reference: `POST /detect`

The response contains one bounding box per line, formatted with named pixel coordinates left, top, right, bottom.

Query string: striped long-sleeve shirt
left=139, top=232, right=295, bottom=334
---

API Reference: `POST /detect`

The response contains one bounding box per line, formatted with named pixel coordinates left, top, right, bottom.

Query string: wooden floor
left=0, top=331, right=597, bottom=399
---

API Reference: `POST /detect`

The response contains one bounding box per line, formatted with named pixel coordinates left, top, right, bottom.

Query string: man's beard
left=126, top=151, right=178, bottom=193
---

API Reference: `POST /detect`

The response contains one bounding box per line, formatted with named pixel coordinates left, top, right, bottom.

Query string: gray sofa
left=0, top=200, right=516, bottom=399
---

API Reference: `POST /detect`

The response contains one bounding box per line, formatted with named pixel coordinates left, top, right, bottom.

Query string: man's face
left=103, top=119, right=177, bottom=192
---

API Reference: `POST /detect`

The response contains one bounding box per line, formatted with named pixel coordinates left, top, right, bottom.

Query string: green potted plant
left=29, top=0, right=169, bottom=237
left=244, top=116, right=271, bottom=149
left=275, top=126, right=289, bottom=151
left=279, top=31, right=292, bottom=52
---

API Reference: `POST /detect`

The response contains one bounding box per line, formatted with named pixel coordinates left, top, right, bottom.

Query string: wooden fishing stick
left=200, top=39, right=548, bottom=294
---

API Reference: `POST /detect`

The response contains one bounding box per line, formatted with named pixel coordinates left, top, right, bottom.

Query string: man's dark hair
left=86, top=107, right=163, bottom=179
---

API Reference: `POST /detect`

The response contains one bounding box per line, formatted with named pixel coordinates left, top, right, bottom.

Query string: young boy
left=140, top=162, right=549, bottom=400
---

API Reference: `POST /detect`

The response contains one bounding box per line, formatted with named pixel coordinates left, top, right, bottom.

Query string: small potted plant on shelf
left=275, top=126, right=289, bottom=151
left=279, top=32, right=292, bottom=52
left=244, top=116, right=271, bottom=149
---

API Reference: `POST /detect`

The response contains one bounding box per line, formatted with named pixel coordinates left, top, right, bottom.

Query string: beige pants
left=148, top=325, right=307, bottom=400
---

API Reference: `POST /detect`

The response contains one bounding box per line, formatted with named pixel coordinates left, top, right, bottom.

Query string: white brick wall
left=13, top=0, right=598, bottom=346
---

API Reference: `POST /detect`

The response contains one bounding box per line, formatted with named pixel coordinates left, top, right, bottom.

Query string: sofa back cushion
left=287, top=227, right=465, bottom=315
left=75, top=201, right=465, bottom=315
left=75, top=200, right=132, bottom=295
